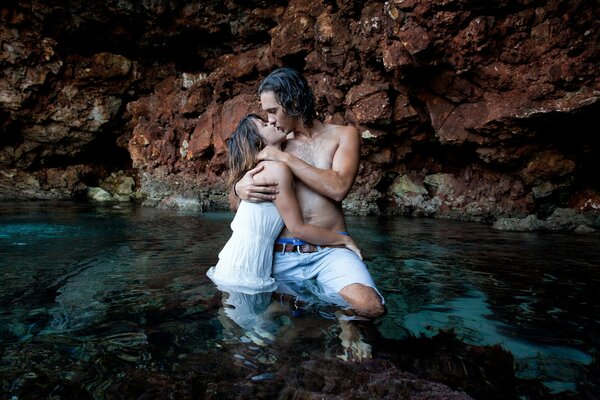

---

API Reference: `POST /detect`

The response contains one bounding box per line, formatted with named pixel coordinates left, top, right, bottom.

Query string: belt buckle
left=297, top=244, right=319, bottom=254
left=277, top=243, right=290, bottom=254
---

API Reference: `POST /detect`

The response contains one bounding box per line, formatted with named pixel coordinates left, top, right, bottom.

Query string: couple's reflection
left=217, top=288, right=283, bottom=347
left=215, top=280, right=373, bottom=362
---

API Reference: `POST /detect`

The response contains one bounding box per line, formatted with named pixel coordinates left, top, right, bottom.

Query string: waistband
left=275, top=231, right=349, bottom=246
left=274, top=243, right=326, bottom=254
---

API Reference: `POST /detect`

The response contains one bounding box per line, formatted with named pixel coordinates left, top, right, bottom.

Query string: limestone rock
left=493, top=208, right=594, bottom=232
left=99, top=171, right=136, bottom=198
left=87, top=187, right=113, bottom=202
left=493, top=214, right=541, bottom=232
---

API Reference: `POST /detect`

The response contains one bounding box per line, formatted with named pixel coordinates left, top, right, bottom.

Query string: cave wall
left=1, top=0, right=599, bottom=228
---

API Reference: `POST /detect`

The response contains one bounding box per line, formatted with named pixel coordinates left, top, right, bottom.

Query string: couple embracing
left=207, top=67, right=385, bottom=322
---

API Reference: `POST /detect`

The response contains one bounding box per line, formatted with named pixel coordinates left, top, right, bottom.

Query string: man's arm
left=259, top=126, right=360, bottom=203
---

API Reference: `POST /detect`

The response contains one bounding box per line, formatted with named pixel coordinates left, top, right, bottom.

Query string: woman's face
left=252, top=118, right=287, bottom=147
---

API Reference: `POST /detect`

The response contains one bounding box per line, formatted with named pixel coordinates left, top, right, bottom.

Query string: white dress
left=207, top=201, right=284, bottom=294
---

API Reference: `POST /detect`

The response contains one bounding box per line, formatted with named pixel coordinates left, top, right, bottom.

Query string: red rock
left=520, top=150, right=576, bottom=185
left=381, top=40, right=413, bottom=70
left=187, top=121, right=213, bottom=160
left=398, top=24, right=430, bottom=55
left=569, top=189, right=600, bottom=212
left=75, top=53, right=132, bottom=80
left=368, top=147, right=394, bottom=165
left=316, top=12, right=335, bottom=42
left=1, top=0, right=598, bottom=228
left=181, top=86, right=210, bottom=116
left=350, top=91, right=391, bottom=125
left=392, top=93, right=418, bottom=125
left=270, top=12, right=314, bottom=59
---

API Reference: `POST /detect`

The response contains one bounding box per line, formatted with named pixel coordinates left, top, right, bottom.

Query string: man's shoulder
left=321, top=122, right=359, bottom=139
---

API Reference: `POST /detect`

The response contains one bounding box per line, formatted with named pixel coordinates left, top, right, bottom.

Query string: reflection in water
left=347, top=215, right=600, bottom=394
left=402, top=287, right=592, bottom=393
left=1, top=202, right=599, bottom=398
left=218, top=290, right=279, bottom=346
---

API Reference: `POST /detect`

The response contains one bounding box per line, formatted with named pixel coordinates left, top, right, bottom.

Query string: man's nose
left=268, top=115, right=276, bottom=124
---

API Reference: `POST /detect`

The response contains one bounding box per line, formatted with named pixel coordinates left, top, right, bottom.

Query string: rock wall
left=1, top=0, right=599, bottom=229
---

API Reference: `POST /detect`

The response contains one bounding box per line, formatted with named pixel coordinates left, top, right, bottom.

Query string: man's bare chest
left=286, top=138, right=338, bottom=169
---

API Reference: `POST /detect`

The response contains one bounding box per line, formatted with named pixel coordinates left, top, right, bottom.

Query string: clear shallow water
left=1, top=202, right=599, bottom=398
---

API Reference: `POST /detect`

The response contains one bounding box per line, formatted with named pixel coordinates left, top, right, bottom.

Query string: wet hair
left=227, top=114, right=267, bottom=187
left=258, top=67, right=322, bottom=127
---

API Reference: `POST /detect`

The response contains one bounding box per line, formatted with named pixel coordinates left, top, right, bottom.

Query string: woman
left=207, top=114, right=361, bottom=295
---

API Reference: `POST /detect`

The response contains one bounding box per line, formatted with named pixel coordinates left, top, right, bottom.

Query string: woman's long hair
left=227, top=114, right=266, bottom=188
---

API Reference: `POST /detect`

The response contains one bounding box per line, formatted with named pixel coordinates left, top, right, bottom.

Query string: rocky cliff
left=1, top=0, right=599, bottom=230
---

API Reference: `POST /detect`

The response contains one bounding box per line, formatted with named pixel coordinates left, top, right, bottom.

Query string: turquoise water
left=1, top=202, right=599, bottom=398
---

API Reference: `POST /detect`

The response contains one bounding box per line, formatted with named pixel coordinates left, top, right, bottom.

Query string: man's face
left=260, top=91, right=294, bottom=134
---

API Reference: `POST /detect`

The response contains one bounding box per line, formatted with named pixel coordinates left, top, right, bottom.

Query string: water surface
left=1, top=202, right=598, bottom=398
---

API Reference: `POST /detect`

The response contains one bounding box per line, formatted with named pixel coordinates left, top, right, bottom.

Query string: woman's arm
left=263, top=162, right=361, bottom=258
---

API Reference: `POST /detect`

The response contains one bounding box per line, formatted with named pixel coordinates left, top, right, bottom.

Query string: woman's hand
left=343, top=237, right=363, bottom=260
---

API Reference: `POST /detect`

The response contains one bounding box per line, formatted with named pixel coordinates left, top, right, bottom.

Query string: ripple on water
left=1, top=204, right=599, bottom=398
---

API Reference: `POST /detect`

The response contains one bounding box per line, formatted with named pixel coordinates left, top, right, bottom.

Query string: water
left=1, top=201, right=599, bottom=399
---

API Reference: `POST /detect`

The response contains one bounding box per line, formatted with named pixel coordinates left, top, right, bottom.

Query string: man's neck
left=293, top=119, right=323, bottom=139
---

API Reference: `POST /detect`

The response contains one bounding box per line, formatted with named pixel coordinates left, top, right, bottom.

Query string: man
left=232, top=67, right=385, bottom=319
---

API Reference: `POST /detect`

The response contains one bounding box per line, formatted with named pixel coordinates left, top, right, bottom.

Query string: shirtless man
left=233, top=67, right=385, bottom=319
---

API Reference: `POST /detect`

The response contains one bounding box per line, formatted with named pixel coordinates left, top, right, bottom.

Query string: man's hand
left=257, top=146, right=287, bottom=163
left=235, top=164, right=278, bottom=202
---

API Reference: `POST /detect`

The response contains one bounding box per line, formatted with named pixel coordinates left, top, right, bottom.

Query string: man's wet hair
left=258, top=67, right=322, bottom=127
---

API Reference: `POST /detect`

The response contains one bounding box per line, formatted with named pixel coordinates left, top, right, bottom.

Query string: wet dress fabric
left=207, top=201, right=284, bottom=295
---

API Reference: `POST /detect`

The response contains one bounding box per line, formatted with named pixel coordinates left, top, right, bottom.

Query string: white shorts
left=272, top=247, right=384, bottom=307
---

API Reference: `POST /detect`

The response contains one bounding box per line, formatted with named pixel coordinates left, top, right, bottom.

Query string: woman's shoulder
left=259, top=161, right=291, bottom=178
left=263, top=161, right=291, bottom=174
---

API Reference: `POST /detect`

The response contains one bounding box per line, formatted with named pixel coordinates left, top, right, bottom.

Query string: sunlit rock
left=99, top=171, right=135, bottom=198
left=542, top=208, right=593, bottom=232
left=493, top=214, right=541, bottom=232
left=87, top=187, right=113, bottom=202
